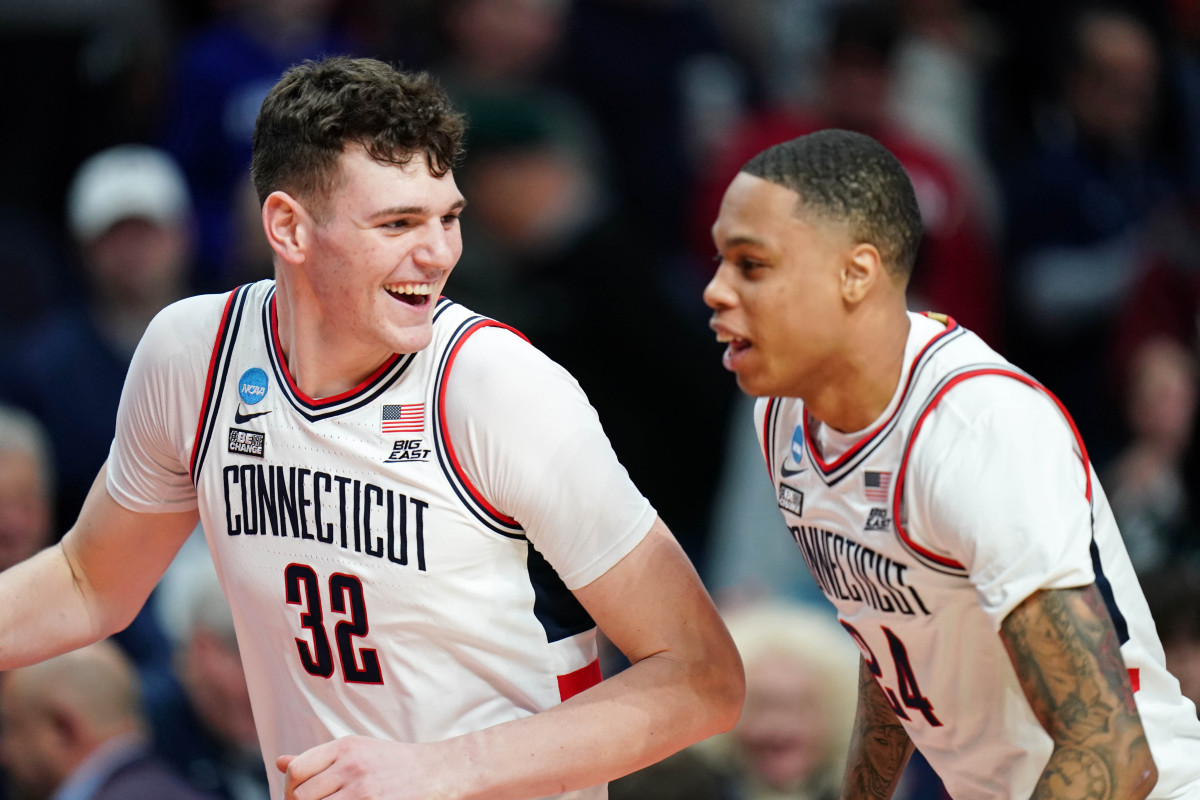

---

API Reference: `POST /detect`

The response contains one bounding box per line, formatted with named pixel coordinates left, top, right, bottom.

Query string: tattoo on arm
left=842, top=658, right=913, bottom=800
left=1001, top=585, right=1154, bottom=800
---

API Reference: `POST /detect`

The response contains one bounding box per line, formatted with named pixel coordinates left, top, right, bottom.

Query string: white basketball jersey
left=756, top=313, right=1200, bottom=800
left=125, top=281, right=625, bottom=800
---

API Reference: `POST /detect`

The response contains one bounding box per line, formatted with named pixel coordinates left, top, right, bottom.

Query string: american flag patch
left=864, top=471, right=891, bottom=502
left=382, top=403, right=424, bottom=433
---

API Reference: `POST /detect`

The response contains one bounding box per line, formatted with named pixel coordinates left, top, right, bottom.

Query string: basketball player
left=703, top=129, right=1200, bottom=800
left=0, top=57, right=744, bottom=800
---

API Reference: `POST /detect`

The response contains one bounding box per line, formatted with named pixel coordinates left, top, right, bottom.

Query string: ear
left=262, top=191, right=312, bottom=266
left=841, top=242, right=884, bottom=304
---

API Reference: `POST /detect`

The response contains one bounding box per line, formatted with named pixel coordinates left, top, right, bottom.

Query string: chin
left=384, top=326, right=434, bottom=356
left=735, top=373, right=775, bottom=398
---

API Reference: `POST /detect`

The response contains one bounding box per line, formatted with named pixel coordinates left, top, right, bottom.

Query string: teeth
left=385, top=283, right=433, bottom=296
left=716, top=332, right=734, bottom=343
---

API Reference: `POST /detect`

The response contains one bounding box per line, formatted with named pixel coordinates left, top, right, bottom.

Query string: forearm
left=0, top=542, right=108, bottom=667
left=1004, top=586, right=1158, bottom=800
left=441, top=645, right=742, bottom=800
left=0, top=465, right=197, bottom=669
left=841, top=658, right=915, bottom=800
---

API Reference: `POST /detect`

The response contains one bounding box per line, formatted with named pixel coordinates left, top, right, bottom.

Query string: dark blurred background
left=1, top=1, right=1198, bottom=798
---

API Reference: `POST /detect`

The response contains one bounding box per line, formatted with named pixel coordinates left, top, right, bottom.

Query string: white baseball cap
left=67, top=144, right=193, bottom=242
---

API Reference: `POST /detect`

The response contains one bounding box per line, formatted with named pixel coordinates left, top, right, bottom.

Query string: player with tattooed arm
left=704, top=128, right=1200, bottom=800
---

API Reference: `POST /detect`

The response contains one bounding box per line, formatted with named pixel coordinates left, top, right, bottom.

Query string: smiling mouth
left=384, top=282, right=433, bottom=306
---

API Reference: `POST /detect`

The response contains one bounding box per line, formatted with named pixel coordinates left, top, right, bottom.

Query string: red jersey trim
left=557, top=658, right=602, bottom=701
left=268, top=295, right=402, bottom=408
left=803, top=316, right=960, bottom=475
left=894, top=368, right=1093, bottom=571
left=189, top=287, right=242, bottom=483
left=436, top=318, right=530, bottom=529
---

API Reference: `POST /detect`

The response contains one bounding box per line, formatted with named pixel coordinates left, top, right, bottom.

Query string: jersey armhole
left=189, top=285, right=251, bottom=483
left=432, top=318, right=529, bottom=538
left=893, top=368, right=1093, bottom=577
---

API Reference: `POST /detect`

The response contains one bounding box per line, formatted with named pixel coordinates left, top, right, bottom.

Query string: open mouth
left=717, top=332, right=751, bottom=353
left=384, top=282, right=433, bottom=307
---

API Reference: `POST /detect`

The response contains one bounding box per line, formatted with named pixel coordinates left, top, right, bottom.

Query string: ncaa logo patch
left=239, top=368, right=269, bottom=405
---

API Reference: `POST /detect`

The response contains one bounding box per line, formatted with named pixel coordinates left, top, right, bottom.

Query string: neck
left=273, top=277, right=393, bottom=401
left=805, top=305, right=911, bottom=434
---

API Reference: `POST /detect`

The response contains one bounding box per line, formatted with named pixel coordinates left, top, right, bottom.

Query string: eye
left=738, top=257, right=765, bottom=273
left=381, top=219, right=412, bottom=230
left=441, top=213, right=460, bottom=227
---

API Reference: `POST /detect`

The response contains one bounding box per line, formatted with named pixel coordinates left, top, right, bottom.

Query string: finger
left=280, top=742, right=342, bottom=798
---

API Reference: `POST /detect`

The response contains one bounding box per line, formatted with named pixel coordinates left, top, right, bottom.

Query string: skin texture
left=1002, top=586, right=1156, bottom=800
left=264, top=146, right=465, bottom=400
left=704, top=172, right=910, bottom=434
left=841, top=660, right=914, bottom=800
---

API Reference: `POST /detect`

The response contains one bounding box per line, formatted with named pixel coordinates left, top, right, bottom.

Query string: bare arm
left=1001, top=585, right=1157, bottom=800
left=278, top=516, right=746, bottom=799
left=841, top=658, right=915, bottom=800
left=0, top=462, right=199, bottom=667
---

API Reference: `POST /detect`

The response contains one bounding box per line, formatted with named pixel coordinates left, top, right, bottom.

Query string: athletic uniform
left=756, top=312, right=1200, bottom=800
left=107, top=280, right=656, bottom=800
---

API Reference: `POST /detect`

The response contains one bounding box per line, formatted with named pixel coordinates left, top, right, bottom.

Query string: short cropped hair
left=741, top=129, right=923, bottom=277
left=251, top=56, right=465, bottom=216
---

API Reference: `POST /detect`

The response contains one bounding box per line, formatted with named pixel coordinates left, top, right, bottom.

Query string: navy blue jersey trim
left=431, top=310, right=526, bottom=539
left=1090, top=539, right=1130, bottom=644
left=192, top=285, right=252, bottom=483
left=528, top=542, right=595, bottom=642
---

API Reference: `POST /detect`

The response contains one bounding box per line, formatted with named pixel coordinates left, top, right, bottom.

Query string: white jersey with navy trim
left=755, top=312, right=1200, bottom=800
left=107, top=280, right=656, bottom=800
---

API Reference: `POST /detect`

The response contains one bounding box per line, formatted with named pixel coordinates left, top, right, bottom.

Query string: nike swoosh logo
left=234, top=408, right=273, bottom=424
left=779, top=462, right=808, bottom=478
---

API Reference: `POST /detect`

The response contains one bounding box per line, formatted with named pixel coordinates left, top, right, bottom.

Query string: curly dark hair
left=251, top=56, right=465, bottom=217
left=741, top=129, right=923, bottom=278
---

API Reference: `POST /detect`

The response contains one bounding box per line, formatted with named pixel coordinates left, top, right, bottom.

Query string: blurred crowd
left=1, top=0, right=1199, bottom=798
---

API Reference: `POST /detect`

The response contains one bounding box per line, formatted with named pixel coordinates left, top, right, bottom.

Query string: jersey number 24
left=841, top=620, right=942, bottom=726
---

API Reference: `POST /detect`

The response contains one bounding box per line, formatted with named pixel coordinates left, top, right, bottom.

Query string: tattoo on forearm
left=844, top=661, right=911, bottom=800
left=1002, top=586, right=1152, bottom=800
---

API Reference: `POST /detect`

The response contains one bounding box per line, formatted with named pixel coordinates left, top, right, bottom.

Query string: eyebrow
left=369, top=198, right=467, bottom=219
left=721, top=234, right=769, bottom=249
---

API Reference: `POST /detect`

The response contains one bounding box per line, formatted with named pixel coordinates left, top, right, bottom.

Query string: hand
left=277, top=735, right=453, bottom=800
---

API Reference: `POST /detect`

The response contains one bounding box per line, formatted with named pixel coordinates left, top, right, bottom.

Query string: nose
left=703, top=264, right=734, bottom=310
left=415, top=220, right=460, bottom=272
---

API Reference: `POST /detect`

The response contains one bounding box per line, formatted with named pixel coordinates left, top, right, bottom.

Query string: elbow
left=702, top=646, right=746, bottom=736
left=1126, top=746, right=1158, bottom=800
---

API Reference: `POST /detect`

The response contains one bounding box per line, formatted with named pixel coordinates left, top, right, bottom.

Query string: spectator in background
left=1104, top=336, right=1199, bottom=573
left=1141, top=565, right=1200, bottom=719
left=1, top=144, right=193, bottom=530
left=151, top=553, right=268, bottom=800
left=0, top=145, right=190, bottom=725
left=0, top=641, right=216, bottom=800
left=560, top=0, right=752, bottom=290
left=157, top=0, right=368, bottom=289
left=447, top=86, right=735, bottom=573
left=0, top=405, right=54, bottom=574
left=691, top=602, right=880, bottom=800
left=693, top=0, right=1002, bottom=347
left=999, top=5, right=1178, bottom=466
